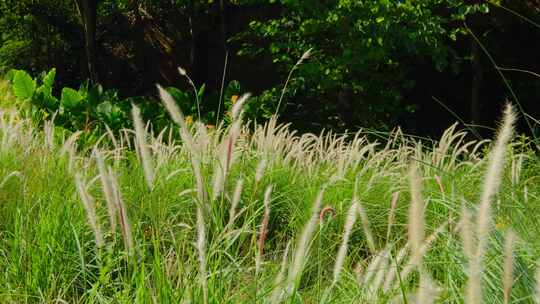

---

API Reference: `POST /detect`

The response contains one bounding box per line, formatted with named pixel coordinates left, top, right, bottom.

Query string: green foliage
left=1, top=99, right=540, bottom=302
left=0, top=0, right=77, bottom=74
left=7, top=68, right=251, bottom=140
left=12, top=70, right=35, bottom=100
left=233, top=0, right=491, bottom=129
left=8, top=69, right=134, bottom=134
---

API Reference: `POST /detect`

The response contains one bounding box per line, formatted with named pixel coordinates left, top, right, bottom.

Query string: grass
left=2, top=83, right=540, bottom=303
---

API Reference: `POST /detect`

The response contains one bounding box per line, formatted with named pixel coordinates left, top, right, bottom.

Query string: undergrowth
left=1, top=86, right=540, bottom=303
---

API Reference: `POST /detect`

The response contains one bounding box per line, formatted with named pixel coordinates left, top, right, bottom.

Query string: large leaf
left=61, top=87, right=83, bottom=109
left=12, top=70, right=36, bottom=100
left=42, top=68, right=56, bottom=89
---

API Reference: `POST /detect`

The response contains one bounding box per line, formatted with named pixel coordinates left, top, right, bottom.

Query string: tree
left=233, top=0, right=490, bottom=130
left=74, top=0, right=100, bottom=83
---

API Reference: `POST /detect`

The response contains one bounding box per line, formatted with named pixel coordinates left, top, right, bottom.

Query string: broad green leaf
left=42, top=68, right=56, bottom=88
left=13, top=70, right=36, bottom=100
left=61, top=87, right=83, bottom=108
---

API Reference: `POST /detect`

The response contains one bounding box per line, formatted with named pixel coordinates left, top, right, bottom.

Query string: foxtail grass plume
left=255, top=159, right=267, bottom=183
left=256, top=185, right=272, bottom=276
left=157, top=85, right=190, bottom=137
left=226, top=178, right=244, bottom=231
left=131, top=104, right=154, bottom=190
left=332, top=201, right=359, bottom=284
left=408, top=163, right=425, bottom=268
left=503, top=230, right=516, bottom=304
left=475, top=103, right=516, bottom=257
left=356, top=199, right=376, bottom=254
left=286, top=189, right=324, bottom=297
left=75, top=174, right=103, bottom=248
left=196, top=204, right=208, bottom=304
left=466, top=103, right=516, bottom=304
left=108, top=167, right=134, bottom=254
left=94, top=150, right=117, bottom=232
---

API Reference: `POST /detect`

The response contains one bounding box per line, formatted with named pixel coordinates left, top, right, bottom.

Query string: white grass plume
left=408, top=163, right=425, bottom=268
left=467, top=103, right=516, bottom=304
left=196, top=203, right=208, bottom=304
left=475, top=103, right=516, bottom=258
left=255, top=158, right=267, bottom=184
left=356, top=199, right=376, bottom=254
left=157, top=85, right=191, bottom=141
left=131, top=104, right=154, bottom=190
left=256, top=185, right=272, bottom=276
left=94, top=149, right=117, bottom=232
left=75, top=174, right=103, bottom=247
left=109, top=167, right=134, bottom=254
left=503, top=230, right=515, bottom=304
left=231, top=93, right=250, bottom=121
left=158, top=83, right=207, bottom=206
left=332, top=201, right=359, bottom=284
left=226, top=178, right=244, bottom=231
left=285, top=189, right=324, bottom=297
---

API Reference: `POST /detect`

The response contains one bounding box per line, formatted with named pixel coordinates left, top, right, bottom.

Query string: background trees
left=1, top=0, right=539, bottom=135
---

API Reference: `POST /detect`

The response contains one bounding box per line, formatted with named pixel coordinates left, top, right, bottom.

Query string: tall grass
left=1, top=94, right=540, bottom=303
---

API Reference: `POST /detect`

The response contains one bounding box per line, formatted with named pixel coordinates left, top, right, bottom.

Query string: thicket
left=2, top=79, right=540, bottom=302
left=2, top=1, right=539, bottom=132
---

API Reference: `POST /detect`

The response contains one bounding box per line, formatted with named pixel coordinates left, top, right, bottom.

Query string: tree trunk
left=75, top=0, right=99, bottom=83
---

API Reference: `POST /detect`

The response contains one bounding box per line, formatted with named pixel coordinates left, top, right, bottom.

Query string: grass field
left=1, top=83, right=540, bottom=303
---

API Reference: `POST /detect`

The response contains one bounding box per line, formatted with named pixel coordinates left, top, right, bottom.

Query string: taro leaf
left=61, top=87, right=83, bottom=109
left=13, top=70, right=36, bottom=100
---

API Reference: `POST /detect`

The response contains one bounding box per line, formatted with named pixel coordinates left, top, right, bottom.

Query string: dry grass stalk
left=157, top=85, right=192, bottom=143
left=475, top=104, right=516, bottom=257
left=356, top=199, right=376, bottom=254
left=255, top=158, right=267, bottom=183
left=226, top=178, right=244, bottom=231
left=370, top=246, right=392, bottom=292
left=158, top=84, right=207, bottom=205
left=408, top=163, right=425, bottom=268
left=332, top=201, right=359, bottom=284
left=286, top=189, right=324, bottom=297
left=212, top=99, right=247, bottom=200
left=158, top=83, right=208, bottom=302
left=467, top=104, right=516, bottom=304
left=275, top=48, right=313, bottom=115
left=503, top=230, right=515, bottom=304
left=75, top=174, right=103, bottom=247
left=383, top=243, right=410, bottom=291
left=196, top=203, right=208, bottom=304
left=256, top=185, right=272, bottom=276
left=108, top=167, right=134, bottom=254
left=131, top=104, right=154, bottom=190
left=397, top=222, right=448, bottom=288
left=94, top=149, right=117, bottom=231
